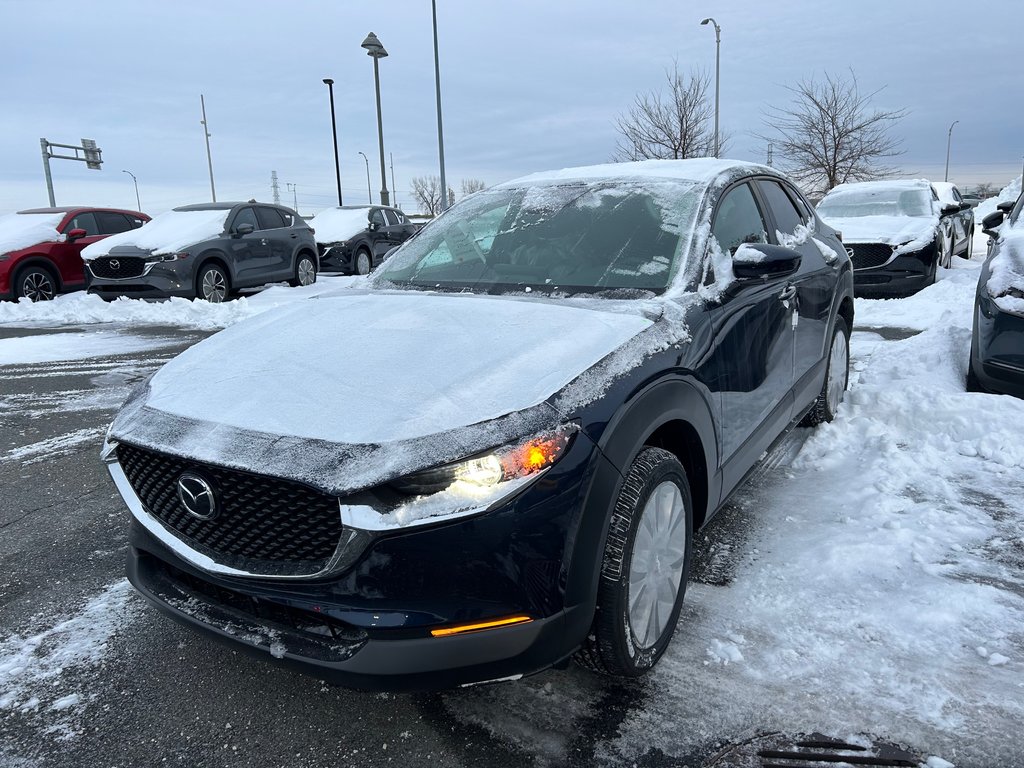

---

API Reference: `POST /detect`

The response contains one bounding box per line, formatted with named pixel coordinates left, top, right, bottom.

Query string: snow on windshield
left=308, top=207, right=371, bottom=244
left=818, top=181, right=935, bottom=219
left=375, top=179, right=701, bottom=294
left=0, top=212, right=64, bottom=254
left=81, top=208, right=230, bottom=259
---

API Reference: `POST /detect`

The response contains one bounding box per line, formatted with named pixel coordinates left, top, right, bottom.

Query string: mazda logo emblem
left=109, top=259, right=120, bottom=270
left=177, top=473, right=217, bottom=520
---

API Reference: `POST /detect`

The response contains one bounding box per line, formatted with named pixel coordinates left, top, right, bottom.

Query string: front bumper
left=850, top=243, right=938, bottom=298
left=970, top=291, right=1024, bottom=398
left=87, top=261, right=195, bottom=300
left=108, top=430, right=604, bottom=690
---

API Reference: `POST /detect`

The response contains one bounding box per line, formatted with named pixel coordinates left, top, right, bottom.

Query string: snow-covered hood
left=82, top=208, right=229, bottom=260
left=0, top=212, right=64, bottom=255
left=820, top=214, right=937, bottom=247
left=137, top=291, right=651, bottom=445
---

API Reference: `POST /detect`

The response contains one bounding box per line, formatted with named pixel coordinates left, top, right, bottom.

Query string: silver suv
left=84, top=202, right=319, bottom=302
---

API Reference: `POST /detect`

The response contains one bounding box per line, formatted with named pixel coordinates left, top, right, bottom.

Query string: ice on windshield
left=818, top=183, right=934, bottom=219
left=0, top=211, right=64, bottom=255
left=375, top=180, right=700, bottom=294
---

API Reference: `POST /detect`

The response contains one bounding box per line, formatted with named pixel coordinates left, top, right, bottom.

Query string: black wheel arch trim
left=562, top=376, right=719, bottom=614
left=12, top=255, right=63, bottom=291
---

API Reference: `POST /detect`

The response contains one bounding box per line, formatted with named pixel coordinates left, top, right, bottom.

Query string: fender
left=562, top=376, right=719, bottom=610
left=9, top=254, right=63, bottom=290
left=195, top=250, right=233, bottom=283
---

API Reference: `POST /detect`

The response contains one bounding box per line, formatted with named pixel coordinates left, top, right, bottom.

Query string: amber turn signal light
left=429, top=615, right=533, bottom=638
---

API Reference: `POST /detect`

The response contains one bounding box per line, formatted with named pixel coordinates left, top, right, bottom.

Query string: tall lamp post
left=361, top=32, right=390, bottom=206
left=944, top=120, right=959, bottom=182
left=431, top=0, right=449, bottom=211
left=700, top=17, right=721, bottom=158
left=358, top=151, right=372, bottom=204
left=322, top=79, right=343, bottom=205
left=199, top=94, right=216, bottom=202
left=286, top=182, right=299, bottom=214
left=122, top=169, right=141, bottom=211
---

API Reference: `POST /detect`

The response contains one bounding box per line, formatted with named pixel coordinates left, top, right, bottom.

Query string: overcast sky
left=2, top=0, right=1021, bottom=216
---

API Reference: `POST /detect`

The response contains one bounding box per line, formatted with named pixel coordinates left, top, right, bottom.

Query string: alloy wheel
left=297, top=258, right=316, bottom=286
left=22, top=271, right=55, bottom=301
left=826, top=329, right=849, bottom=415
left=356, top=251, right=371, bottom=275
left=201, top=269, right=227, bottom=302
left=627, top=480, right=689, bottom=649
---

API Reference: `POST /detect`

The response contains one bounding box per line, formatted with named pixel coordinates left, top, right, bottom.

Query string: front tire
left=577, top=447, right=692, bottom=678
left=13, top=264, right=58, bottom=301
left=289, top=253, right=317, bottom=287
left=196, top=263, right=229, bottom=303
left=801, top=315, right=850, bottom=426
left=353, top=249, right=372, bottom=276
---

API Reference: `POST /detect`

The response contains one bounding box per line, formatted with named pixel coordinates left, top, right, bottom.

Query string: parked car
left=312, top=205, right=417, bottom=274
left=0, top=206, right=148, bottom=301
left=83, top=202, right=318, bottom=302
left=968, top=195, right=1024, bottom=397
left=959, top=191, right=986, bottom=209
left=932, top=181, right=975, bottom=260
left=102, top=159, right=853, bottom=690
left=817, top=179, right=960, bottom=297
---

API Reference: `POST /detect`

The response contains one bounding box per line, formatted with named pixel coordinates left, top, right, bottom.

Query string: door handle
left=779, top=284, right=797, bottom=302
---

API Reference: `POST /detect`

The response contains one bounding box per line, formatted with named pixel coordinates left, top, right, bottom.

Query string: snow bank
left=856, top=261, right=980, bottom=330
left=81, top=208, right=229, bottom=259
left=0, top=212, right=63, bottom=254
left=0, top=330, right=179, bottom=366
left=309, top=207, right=370, bottom=243
left=974, top=175, right=1021, bottom=222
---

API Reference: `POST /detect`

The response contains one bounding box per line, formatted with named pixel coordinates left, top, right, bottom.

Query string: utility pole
left=286, top=182, right=298, bottom=213
left=432, top=0, right=449, bottom=211
left=200, top=94, right=216, bottom=202
left=944, top=120, right=959, bottom=183
left=390, top=152, right=397, bottom=209
left=271, top=170, right=281, bottom=204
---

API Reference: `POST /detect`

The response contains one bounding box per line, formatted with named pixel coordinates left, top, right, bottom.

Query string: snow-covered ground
left=1, top=231, right=1021, bottom=765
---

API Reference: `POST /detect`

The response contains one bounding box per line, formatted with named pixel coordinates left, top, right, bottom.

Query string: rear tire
left=196, top=263, right=229, bottom=303
left=289, top=253, right=317, bottom=287
left=576, top=447, right=692, bottom=678
left=13, top=264, right=58, bottom=301
left=801, top=315, right=850, bottom=427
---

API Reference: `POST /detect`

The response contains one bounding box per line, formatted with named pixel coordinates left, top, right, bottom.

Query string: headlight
left=390, top=426, right=576, bottom=496
left=151, top=252, right=189, bottom=262
left=0, top=252, right=9, bottom=261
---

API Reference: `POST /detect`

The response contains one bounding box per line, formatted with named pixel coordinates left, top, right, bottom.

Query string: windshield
left=374, top=180, right=699, bottom=295
left=818, top=185, right=934, bottom=219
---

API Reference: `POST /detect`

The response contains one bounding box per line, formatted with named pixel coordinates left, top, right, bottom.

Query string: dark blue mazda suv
left=103, top=159, right=854, bottom=690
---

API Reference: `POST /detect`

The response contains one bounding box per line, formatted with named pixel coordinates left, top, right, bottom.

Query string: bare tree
left=760, top=71, right=906, bottom=196
left=614, top=65, right=720, bottom=161
left=411, top=175, right=455, bottom=216
left=461, top=178, right=486, bottom=196
left=972, top=182, right=997, bottom=198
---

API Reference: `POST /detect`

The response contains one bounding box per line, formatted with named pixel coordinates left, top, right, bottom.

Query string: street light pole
left=322, top=78, right=344, bottom=205
left=700, top=18, right=721, bottom=158
left=431, top=0, right=449, bottom=211
left=361, top=32, right=390, bottom=206
left=944, top=120, right=959, bottom=182
left=286, top=182, right=299, bottom=214
left=358, top=151, right=372, bottom=204
left=390, top=151, right=397, bottom=208
left=122, top=169, right=141, bottom=211
left=200, top=94, right=216, bottom=202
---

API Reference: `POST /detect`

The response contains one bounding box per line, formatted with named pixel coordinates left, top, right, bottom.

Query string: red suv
left=0, top=206, right=150, bottom=301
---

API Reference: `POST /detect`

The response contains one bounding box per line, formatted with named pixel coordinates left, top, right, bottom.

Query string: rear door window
left=383, top=209, right=400, bottom=226
left=256, top=207, right=286, bottom=230
left=96, top=212, right=133, bottom=235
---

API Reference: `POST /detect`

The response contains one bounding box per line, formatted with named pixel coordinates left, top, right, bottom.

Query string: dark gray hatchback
left=83, top=202, right=319, bottom=302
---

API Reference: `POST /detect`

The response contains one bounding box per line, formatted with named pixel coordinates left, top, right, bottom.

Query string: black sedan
left=101, top=159, right=854, bottom=690
left=968, top=196, right=1024, bottom=398
left=312, top=205, right=417, bottom=275
left=817, top=179, right=962, bottom=297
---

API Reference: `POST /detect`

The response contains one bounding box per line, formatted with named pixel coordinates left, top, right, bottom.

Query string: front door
left=228, top=207, right=272, bottom=285
left=57, top=211, right=104, bottom=287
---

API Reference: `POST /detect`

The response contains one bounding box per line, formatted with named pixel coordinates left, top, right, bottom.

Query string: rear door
left=256, top=206, right=292, bottom=277
left=707, top=181, right=796, bottom=491
left=754, top=178, right=835, bottom=408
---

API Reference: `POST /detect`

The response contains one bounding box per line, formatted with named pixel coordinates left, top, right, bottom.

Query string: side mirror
left=981, top=211, right=1004, bottom=238
left=959, top=201, right=973, bottom=212
left=732, top=243, right=801, bottom=281
left=368, top=220, right=379, bottom=232
left=66, top=227, right=87, bottom=241
left=997, top=200, right=1016, bottom=213
left=940, top=203, right=961, bottom=216
left=234, top=222, right=255, bottom=237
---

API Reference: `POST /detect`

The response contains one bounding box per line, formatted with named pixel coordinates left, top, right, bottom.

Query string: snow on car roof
left=825, top=179, right=934, bottom=197
left=82, top=208, right=231, bottom=260
left=500, top=158, right=776, bottom=188
left=309, top=206, right=372, bottom=244
left=0, top=211, right=64, bottom=255
left=931, top=181, right=959, bottom=205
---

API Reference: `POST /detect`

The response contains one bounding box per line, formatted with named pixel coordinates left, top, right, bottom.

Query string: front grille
left=848, top=243, right=894, bottom=270
left=118, top=443, right=343, bottom=573
left=89, top=256, right=147, bottom=279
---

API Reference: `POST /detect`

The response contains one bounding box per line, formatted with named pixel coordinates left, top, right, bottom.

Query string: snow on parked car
left=310, top=205, right=418, bottom=275
left=101, top=158, right=856, bottom=691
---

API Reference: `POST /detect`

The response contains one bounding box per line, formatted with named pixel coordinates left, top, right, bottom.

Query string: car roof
left=173, top=202, right=244, bottom=211
left=16, top=206, right=148, bottom=216
left=500, top=158, right=780, bottom=189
